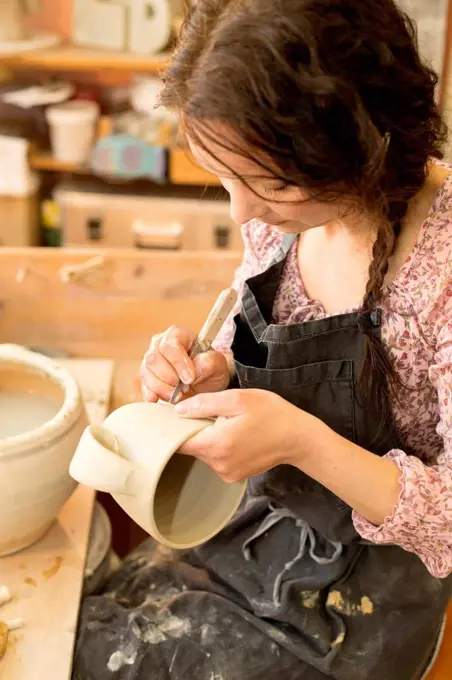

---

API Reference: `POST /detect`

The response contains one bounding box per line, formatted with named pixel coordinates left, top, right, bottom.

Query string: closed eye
left=264, top=184, right=290, bottom=196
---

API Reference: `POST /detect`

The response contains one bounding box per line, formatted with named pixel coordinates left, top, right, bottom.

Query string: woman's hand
left=176, top=388, right=402, bottom=526
left=140, top=326, right=232, bottom=403
left=176, top=389, right=318, bottom=482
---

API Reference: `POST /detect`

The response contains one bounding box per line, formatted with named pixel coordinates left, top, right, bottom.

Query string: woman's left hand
left=176, top=389, right=318, bottom=482
left=177, top=389, right=402, bottom=526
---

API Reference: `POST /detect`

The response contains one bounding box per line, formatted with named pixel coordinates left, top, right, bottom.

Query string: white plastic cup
left=46, top=101, right=100, bottom=164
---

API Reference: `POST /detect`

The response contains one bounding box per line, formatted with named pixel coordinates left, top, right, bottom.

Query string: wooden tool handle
left=169, top=287, right=238, bottom=404
left=190, top=287, right=238, bottom=357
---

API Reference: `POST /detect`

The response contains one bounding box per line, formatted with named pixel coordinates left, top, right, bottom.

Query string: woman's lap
left=73, top=541, right=328, bottom=680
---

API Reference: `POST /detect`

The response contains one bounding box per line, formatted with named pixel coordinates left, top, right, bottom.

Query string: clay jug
left=0, top=345, right=88, bottom=555
left=69, top=402, right=247, bottom=549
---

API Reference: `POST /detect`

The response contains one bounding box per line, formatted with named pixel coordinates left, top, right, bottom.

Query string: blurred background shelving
left=0, top=0, right=451, bottom=252
left=1, top=43, right=169, bottom=73
left=0, top=0, right=232, bottom=250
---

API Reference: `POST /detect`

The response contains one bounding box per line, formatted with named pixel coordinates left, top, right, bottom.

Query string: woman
left=74, top=1, right=452, bottom=679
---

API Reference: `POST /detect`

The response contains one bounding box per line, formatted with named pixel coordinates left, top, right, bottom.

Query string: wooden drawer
left=0, top=248, right=242, bottom=358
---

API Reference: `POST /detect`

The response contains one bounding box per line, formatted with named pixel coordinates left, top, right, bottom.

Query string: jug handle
left=69, top=425, right=136, bottom=496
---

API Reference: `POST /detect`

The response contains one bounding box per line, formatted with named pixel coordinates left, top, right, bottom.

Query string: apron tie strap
left=242, top=503, right=343, bottom=608
left=242, top=503, right=296, bottom=561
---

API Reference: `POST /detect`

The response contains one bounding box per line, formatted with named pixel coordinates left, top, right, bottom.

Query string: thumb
left=175, top=390, right=245, bottom=419
left=192, top=351, right=221, bottom=383
left=192, top=351, right=229, bottom=391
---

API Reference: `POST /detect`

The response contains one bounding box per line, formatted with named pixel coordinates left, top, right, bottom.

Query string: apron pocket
left=234, top=357, right=356, bottom=444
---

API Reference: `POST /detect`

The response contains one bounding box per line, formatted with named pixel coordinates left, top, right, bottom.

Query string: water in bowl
left=0, top=392, right=61, bottom=439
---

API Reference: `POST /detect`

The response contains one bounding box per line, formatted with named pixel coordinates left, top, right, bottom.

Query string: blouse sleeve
left=353, top=291, right=452, bottom=578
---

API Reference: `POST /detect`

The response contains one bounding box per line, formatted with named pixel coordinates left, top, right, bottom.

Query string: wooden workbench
left=0, top=249, right=241, bottom=359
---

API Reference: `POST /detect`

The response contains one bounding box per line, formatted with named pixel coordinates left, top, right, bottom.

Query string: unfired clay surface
left=70, top=401, right=247, bottom=549
left=0, top=345, right=88, bottom=556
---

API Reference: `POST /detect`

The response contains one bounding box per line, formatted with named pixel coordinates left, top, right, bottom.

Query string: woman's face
left=188, top=130, right=347, bottom=233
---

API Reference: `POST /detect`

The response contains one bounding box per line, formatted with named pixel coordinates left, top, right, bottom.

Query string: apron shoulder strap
left=275, top=233, right=298, bottom=261
left=282, top=233, right=298, bottom=251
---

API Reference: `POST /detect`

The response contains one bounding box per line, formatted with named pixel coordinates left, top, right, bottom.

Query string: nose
left=227, top=180, right=265, bottom=225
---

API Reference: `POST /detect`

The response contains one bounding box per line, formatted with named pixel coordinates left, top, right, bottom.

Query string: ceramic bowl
left=0, top=344, right=88, bottom=556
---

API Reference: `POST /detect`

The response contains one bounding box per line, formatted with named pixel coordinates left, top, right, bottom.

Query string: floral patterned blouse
left=213, top=173, right=452, bottom=579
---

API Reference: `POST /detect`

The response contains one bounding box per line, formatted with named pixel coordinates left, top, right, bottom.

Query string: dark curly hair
left=160, top=0, right=447, bottom=422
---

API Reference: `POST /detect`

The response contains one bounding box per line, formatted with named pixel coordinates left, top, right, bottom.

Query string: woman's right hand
left=140, top=326, right=232, bottom=403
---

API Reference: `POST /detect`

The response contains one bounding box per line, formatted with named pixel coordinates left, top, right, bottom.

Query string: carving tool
left=169, top=287, right=238, bottom=404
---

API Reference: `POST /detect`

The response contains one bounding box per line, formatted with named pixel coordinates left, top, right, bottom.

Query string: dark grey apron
left=73, top=235, right=451, bottom=680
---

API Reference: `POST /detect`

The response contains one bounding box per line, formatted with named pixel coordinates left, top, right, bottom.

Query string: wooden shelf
left=29, top=153, right=82, bottom=173
left=29, top=149, right=223, bottom=186
left=1, top=43, right=169, bottom=73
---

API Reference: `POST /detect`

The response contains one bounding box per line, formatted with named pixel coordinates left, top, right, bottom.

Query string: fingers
left=140, top=335, right=175, bottom=402
left=148, top=334, right=180, bottom=382
left=176, top=389, right=247, bottom=419
left=140, top=327, right=197, bottom=402
left=141, top=326, right=232, bottom=403
left=141, top=382, right=159, bottom=403
left=178, top=421, right=245, bottom=484
left=159, top=326, right=197, bottom=385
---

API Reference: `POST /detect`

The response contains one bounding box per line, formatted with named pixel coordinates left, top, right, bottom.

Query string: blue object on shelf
left=90, top=134, right=167, bottom=182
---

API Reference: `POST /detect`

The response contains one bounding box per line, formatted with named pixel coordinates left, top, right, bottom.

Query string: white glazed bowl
left=0, top=345, right=88, bottom=556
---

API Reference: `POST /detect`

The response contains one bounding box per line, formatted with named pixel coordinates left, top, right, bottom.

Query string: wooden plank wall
left=0, top=248, right=241, bottom=358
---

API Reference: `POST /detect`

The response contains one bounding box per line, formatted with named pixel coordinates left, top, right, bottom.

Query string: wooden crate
left=0, top=248, right=241, bottom=358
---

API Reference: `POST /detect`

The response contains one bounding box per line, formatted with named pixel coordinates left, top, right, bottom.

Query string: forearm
left=292, top=417, right=402, bottom=526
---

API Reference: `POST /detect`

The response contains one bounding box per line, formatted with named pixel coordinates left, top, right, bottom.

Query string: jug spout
left=70, top=425, right=136, bottom=495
